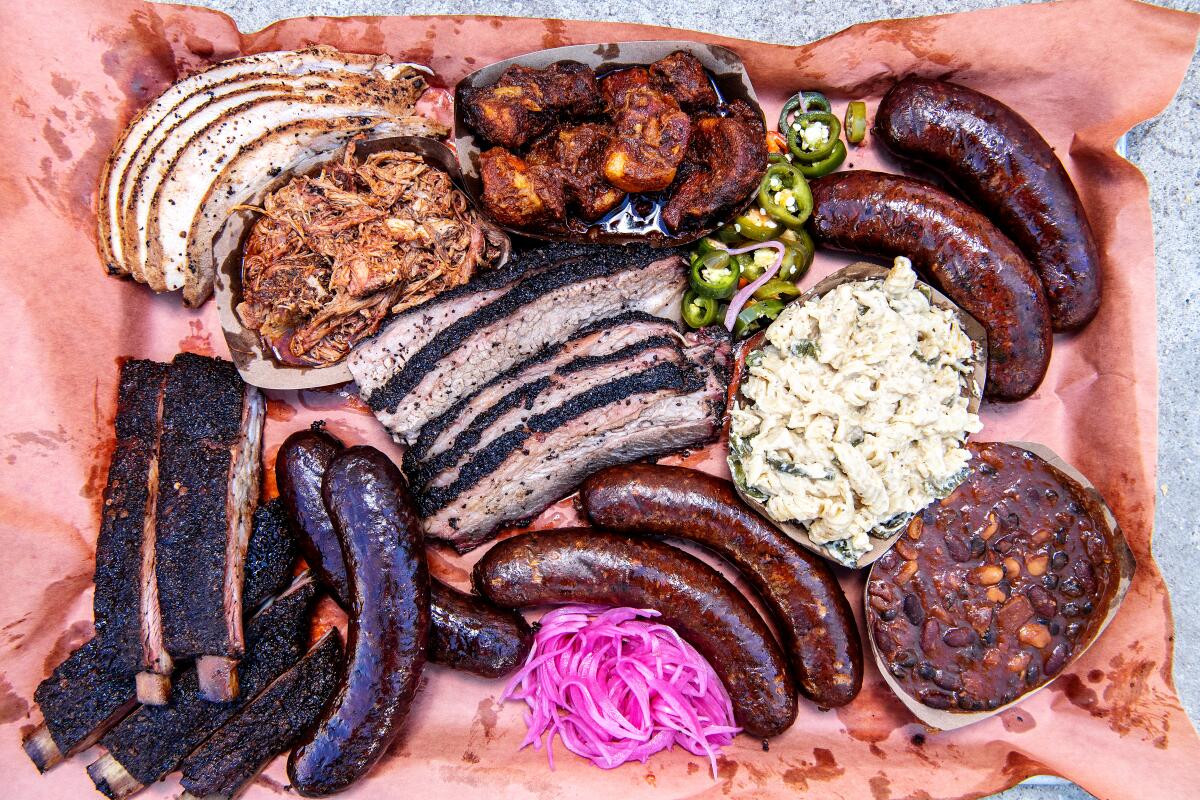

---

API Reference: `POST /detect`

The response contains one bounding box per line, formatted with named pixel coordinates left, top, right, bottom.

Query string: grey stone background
left=166, top=1, right=1200, bottom=797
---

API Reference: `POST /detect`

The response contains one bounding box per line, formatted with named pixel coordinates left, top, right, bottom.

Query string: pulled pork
left=237, top=142, right=507, bottom=366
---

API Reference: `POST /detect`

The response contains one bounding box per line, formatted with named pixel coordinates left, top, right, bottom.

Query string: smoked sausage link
left=875, top=77, right=1101, bottom=332
left=580, top=464, right=862, bottom=708
left=810, top=170, right=1052, bottom=401
left=275, top=426, right=532, bottom=678
left=288, top=446, right=430, bottom=797
left=473, top=528, right=798, bottom=739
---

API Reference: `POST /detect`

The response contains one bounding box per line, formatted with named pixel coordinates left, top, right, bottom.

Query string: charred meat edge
left=409, top=336, right=683, bottom=493
left=362, top=243, right=683, bottom=414
left=407, top=310, right=682, bottom=465
left=87, top=574, right=318, bottom=800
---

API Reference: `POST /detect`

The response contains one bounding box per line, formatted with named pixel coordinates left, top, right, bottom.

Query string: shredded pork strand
left=237, top=142, right=506, bottom=366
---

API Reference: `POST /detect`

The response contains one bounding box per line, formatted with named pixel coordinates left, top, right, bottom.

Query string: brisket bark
left=156, top=352, right=264, bottom=701
left=349, top=244, right=687, bottom=443
left=178, top=630, right=343, bottom=800
left=419, top=327, right=731, bottom=551
left=406, top=311, right=681, bottom=468
left=243, top=498, right=298, bottom=612
left=88, top=574, right=317, bottom=799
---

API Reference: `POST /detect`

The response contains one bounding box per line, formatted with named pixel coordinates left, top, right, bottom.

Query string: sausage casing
left=473, top=528, right=798, bottom=739
left=275, top=425, right=532, bottom=678
left=287, top=447, right=430, bottom=797
left=875, top=77, right=1101, bottom=332
left=580, top=464, right=862, bottom=708
left=810, top=170, right=1052, bottom=401
left=276, top=424, right=350, bottom=603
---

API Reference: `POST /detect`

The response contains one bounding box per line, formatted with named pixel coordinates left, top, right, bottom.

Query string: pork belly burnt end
left=603, top=87, right=692, bottom=193
left=462, top=62, right=602, bottom=149
left=479, top=147, right=566, bottom=228
left=528, top=123, right=625, bottom=221
left=156, top=353, right=265, bottom=702
left=91, top=359, right=173, bottom=705
left=650, top=51, right=718, bottom=110
left=419, top=326, right=732, bottom=552
left=179, top=631, right=343, bottom=800
left=353, top=244, right=688, bottom=443
left=88, top=575, right=318, bottom=800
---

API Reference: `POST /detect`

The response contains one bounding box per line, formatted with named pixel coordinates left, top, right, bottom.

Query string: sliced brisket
left=419, top=327, right=731, bottom=552
left=88, top=574, right=317, bottom=800
left=156, top=352, right=265, bottom=702
left=409, top=336, right=685, bottom=494
left=349, top=244, right=687, bottom=443
left=178, top=630, right=343, bottom=800
left=406, top=311, right=680, bottom=467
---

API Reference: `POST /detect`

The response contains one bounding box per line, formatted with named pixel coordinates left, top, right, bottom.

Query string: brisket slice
left=156, top=352, right=265, bottom=701
left=347, top=243, right=595, bottom=399
left=88, top=574, right=317, bottom=799
left=419, top=327, right=731, bottom=552
left=178, top=630, right=343, bottom=800
left=23, top=499, right=296, bottom=773
left=91, top=359, right=173, bottom=704
left=409, top=336, right=685, bottom=494
left=351, top=244, right=687, bottom=443
left=406, top=311, right=681, bottom=466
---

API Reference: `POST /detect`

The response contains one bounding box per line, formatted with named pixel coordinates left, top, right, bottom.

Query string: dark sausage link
left=276, top=423, right=350, bottom=603
left=473, top=528, right=798, bottom=739
left=288, top=447, right=430, bottom=797
left=275, top=425, right=532, bottom=678
left=810, top=170, right=1052, bottom=401
left=429, top=583, right=533, bottom=679
left=580, top=464, right=862, bottom=708
left=875, top=77, right=1101, bottom=332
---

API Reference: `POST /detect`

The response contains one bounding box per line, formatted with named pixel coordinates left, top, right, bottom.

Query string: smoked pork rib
left=156, top=352, right=265, bottom=702
left=92, top=359, right=173, bottom=705
left=23, top=499, right=298, bottom=773
left=88, top=574, right=317, bottom=800
left=178, top=630, right=343, bottom=800
left=22, top=360, right=169, bottom=770
left=349, top=243, right=687, bottom=442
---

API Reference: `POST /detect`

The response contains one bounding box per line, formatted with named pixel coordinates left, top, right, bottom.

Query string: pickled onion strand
left=713, top=240, right=786, bottom=331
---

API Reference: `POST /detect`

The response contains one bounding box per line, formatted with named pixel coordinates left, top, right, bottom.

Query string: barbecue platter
left=14, top=13, right=1159, bottom=800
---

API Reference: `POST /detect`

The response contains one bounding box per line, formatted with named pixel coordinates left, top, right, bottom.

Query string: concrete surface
left=167, top=1, right=1200, bottom=798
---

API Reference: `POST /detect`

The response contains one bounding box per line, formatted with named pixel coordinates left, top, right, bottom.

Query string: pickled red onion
left=501, top=605, right=740, bottom=778
left=716, top=240, right=786, bottom=332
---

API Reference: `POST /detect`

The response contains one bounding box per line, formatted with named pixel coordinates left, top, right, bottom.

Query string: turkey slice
left=98, top=46, right=403, bottom=279
left=184, top=114, right=445, bottom=307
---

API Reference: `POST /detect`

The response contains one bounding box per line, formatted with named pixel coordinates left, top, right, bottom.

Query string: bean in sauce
left=867, top=442, right=1119, bottom=712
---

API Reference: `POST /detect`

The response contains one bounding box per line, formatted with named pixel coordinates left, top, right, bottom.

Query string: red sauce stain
left=1100, top=654, right=1169, bottom=748
left=265, top=397, right=297, bottom=422
left=999, top=707, right=1036, bottom=733
left=461, top=750, right=480, bottom=764
left=426, top=546, right=470, bottom=587
left=474, top=696, right=500, bottom=741
left=716, top=756, right=739, bottom=794
left=686, top=761, right=699, bottom=775
left=42, top=620, right=94, bottom=674
left=869, top=772, right=892, bottom=800
left=1001, top=750, right=1052, bottom=780
left=1057, top=673, right=1100, bottom=713
left=782, top=748, right=845, bottom=790
left=400, top=27, right=437, bottom=70
left=253, top=774, right=287, bottom=794
left=541, top=19, right=569, bottom=50
left=0, top=675, right=30, bottom=724
left=835, top=680, right=916, bottom=745
left=81, top=433, right=117, bottom=505
left=178, top=319, right=214, bottom=356
left=643, top=770, right=656, bottom=786
left=35, top=570, right=93, bottom=632
left=50, top=74, right=78, bottom=98
left=1088, top=669, right=1104, bottom=682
